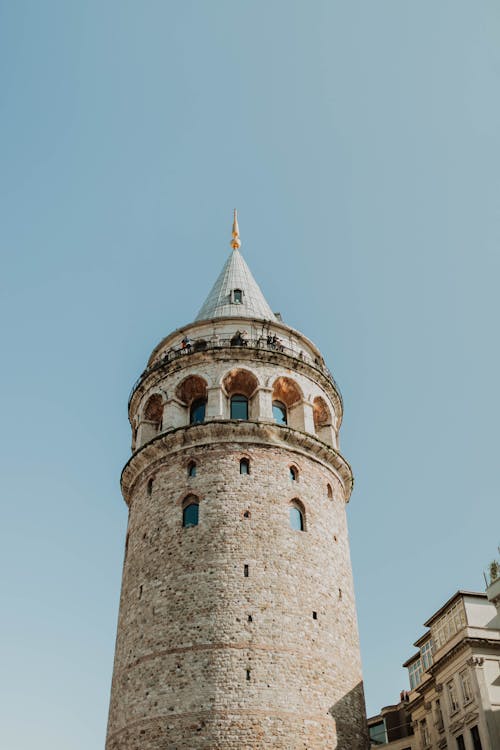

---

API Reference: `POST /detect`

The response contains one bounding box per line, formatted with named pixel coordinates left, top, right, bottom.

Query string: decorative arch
left=313, top=395, right=334, bottom=446
left=272, top=377, right=304, bottom=431
left=222, top=368, right=259, bottom=420
left=136, top=393, right=164, bottom=446
left=175, top=375, right=208, bottom=425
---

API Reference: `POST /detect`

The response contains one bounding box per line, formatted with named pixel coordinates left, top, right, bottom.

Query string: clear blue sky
left=1, top=2, right=499, bottom=747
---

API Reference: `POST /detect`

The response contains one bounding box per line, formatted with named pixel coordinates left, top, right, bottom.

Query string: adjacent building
left=368, top=570, right=500, bottom=750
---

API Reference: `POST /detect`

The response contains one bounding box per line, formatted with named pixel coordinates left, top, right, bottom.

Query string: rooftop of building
left=195, top=210, right=278, bottom=323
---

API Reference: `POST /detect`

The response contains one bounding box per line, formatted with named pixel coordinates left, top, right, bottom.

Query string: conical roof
left=195, top=215, right=277, bottom=322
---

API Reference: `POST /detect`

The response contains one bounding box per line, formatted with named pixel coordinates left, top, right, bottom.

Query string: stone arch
left=137, top=392, right=164, bottom=446
left=221, top=368, right=259, bottom=420
left=313, top=396, right=334, bottom=446
left=175, top=374, right=208, bottom=425
left=176, top=374, right=208, bottom=405
left=272, top=376, right=304, bottom=431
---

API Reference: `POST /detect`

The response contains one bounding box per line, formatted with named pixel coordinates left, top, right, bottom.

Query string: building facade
left=105, top=214, right=369, bottom=749
left=368, top=582, right=500, bottom=750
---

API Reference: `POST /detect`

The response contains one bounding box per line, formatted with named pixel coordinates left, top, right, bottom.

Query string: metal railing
left=128, top=335, right=342, bottom=407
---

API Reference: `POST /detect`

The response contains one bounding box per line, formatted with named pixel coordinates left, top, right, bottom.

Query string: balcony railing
left=128, top=334, right=342, bottom=407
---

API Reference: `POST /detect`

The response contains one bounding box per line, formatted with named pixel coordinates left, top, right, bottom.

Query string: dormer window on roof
left=233, top=289, right=243, bottom=304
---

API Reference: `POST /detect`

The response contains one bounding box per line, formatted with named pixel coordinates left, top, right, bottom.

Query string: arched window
left=231, top=394, right=248, bottom=420
left=188, top=461, right=197, bottom=477
left=289, top=466, right=298, bottom=481
left=182, top=499, right=199, bottom=528
left=190, top=398, right=206, bottom=424
left=147, top=478, right=154, bottom=496
left=289, top=501, right=305, bottom=532
left=327, top=483, right=333, bottom=499
left=273, top=400, right=287, bottom=425
left=240, top=458, right=250, bottom=475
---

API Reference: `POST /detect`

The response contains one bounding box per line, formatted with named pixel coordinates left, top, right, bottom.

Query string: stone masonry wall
left=106, top=430, right=368, bottom=749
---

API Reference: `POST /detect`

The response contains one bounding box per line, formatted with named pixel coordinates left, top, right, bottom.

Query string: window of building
left=434, top=699, right=443, bottom=729
left=459, top=669, right=472, bottom=703
left=231, top=394, right=248, bottom=420
left=147, top=478, right=154, bottom=496
left=327, top=483, right=333, bottom=499
left=421, top=639, right=434, bottom=671
left=456, top=735, right=466, bottom=750
left=420, top=719, right=430, bottom=747
left=432, top=599, right=466, bottom=651
left=190, top=399, right=206, bottom=424
left=447, top=679, right=459, bottom=713
left=233, top=288, right=243, bottom=303
left=470, top=726, right=483, bottom=750
left=188, top=461, right=197, bottom=477
left=289, top=501, right=305, bottom=532
left=240, top=458, right=250, bottom=475
left=289, top=466, right=298, bottom=481
left=273, top=400, right=287, bottom=425
left=368, top=720, right=387, bottom=745
left=408, top=658, right=423, bottom=690
left=182, top=501, right=199, bottom=528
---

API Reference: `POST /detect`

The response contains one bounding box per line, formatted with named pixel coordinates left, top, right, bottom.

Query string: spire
left=230, top=209, right=241, bottom=250
left=195, top=212, right=277, bottom=323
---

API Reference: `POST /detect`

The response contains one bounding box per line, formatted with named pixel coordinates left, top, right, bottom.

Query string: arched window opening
left=289, top=466, right=298, bottom=481
left=240, top=458, right=250, bottom=475
left=182, top=497, right=199, bottom=528
left=272, top=377, right=303, bottom=430
left=140, top=394, right=163, bottom=444
left=223, top=369, right=258, bottom=419
left=190, top=398, right=206, bottom=424
left=147, top=478, right=154, bottom=496
left=233, top=288, right=243, bottom=303
left=273, top=400, right=287, bottom=425
left=231, top=394, right=248, bottom=420
left=144, top=394, right=163, bottom=426
left=327, top=483, right=333, bottom=499
left=313, top=396, right=333, bottom=445
left=188, top=461, right=197, bottom=478
left=176, top=375, right=208, bottom=426
left=289, top=500, right=305, bottom=532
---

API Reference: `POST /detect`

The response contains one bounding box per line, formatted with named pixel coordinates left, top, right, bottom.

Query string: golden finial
left=230, top=208, right=241, bottom=250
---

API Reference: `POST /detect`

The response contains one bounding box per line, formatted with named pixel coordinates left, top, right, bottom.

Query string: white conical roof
left=195, top=247, right=277, bottom=322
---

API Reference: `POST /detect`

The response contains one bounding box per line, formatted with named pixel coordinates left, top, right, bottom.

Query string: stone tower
left=106, top=213, right=369, bottom=750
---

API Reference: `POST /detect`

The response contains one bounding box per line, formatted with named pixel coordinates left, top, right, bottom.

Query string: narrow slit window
left=289, top=502, right=305, bottom=532
left=327, top=483, right=333, bottom=499
left=290, top=466, right=298, bottom=481
left=312, top=611, right=317, bottom=620
left=244, top=564, right=249, bottom=577
left=240, top=458, right=250, bottom=475
left=183, top=502, right=199, bottom=528
left=188, top=461, right=197, bottom=477
left=147, top=478, right=154, bottom=496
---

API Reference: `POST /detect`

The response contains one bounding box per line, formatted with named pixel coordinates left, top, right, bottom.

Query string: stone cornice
left=120, top=420, right=354, bottom=505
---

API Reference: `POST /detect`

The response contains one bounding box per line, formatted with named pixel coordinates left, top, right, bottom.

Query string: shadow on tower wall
left=328, top=681, right=370, bottom=750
